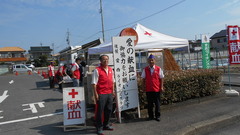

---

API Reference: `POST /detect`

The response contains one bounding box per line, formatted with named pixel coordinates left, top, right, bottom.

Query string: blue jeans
left=72, top=78, right=79, bottom=87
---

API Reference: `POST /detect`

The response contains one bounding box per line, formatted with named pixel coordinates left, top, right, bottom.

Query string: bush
left=138, top=69, right=222, bottom=108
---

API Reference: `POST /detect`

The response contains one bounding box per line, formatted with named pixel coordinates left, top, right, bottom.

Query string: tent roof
left=88, top=23, right=189, bottom=54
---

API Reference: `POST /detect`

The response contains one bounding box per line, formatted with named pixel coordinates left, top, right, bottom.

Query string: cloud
left=206, top=0, right=240, bottom=15
left=212, top=18, right=240, bottom=27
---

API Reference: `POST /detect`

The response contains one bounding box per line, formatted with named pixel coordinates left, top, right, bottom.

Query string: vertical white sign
left=112, top=36, right=139, bottom=111
left=63, top=87, right=86, bottom=126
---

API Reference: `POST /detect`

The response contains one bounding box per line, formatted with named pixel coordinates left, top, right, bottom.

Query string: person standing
left=141, top=54, right=164, bottom=122
left=71, top=58, right=81, bottom=87
left=92, top=55, right=115, bottom=135
left=48, top=62, right=55, bottom=88
left=56, top=63, right=67, bottom=89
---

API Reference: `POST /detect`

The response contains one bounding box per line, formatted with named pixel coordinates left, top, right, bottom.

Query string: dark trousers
left=56, top=75, right=63, bottom=89
left=49, top=76, right=55, bottom=88
left=146, top=92, right=161, bottom=118
left=96, top=94, right=113, bottom=130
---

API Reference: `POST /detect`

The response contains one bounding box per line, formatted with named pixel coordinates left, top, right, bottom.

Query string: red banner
left=227, top=25, right=240, bottom=64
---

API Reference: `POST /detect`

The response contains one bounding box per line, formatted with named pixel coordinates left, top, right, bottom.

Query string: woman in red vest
left=92, top=55, right=115, bottom=135
left=71, top=58, right=81, bottom=87
left=141, top=54, right=164, bottom=122
left=56, top=63, right=67, bottom=89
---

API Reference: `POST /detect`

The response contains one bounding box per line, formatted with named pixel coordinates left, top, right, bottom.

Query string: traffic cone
left=28, top=71, right=32, bottom=75
left=15, top=71, right=18, bottom=76
left=38, top=70, right=40, bottom=74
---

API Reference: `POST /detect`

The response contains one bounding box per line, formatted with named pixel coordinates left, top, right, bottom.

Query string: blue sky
left=1, top=0, right=240, bottom=53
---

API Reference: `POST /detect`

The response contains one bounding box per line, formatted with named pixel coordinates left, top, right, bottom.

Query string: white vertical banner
left=63, top=87, right=86, bottom=126
left=112, top=36, right=139, bottom=112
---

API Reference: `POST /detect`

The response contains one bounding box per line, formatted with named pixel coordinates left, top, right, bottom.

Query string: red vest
left=96, top=66, right=113, bottom=94
left=72, top=63, right=80, bottom=79
left=56, top=66, right=66, bottom=76
left=145, top=66, right=162, bottom=92
left=48, top=65, right=54, bottom=77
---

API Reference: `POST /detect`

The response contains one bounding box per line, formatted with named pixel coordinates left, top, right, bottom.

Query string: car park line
left=0, top=112, right=63, bottom=125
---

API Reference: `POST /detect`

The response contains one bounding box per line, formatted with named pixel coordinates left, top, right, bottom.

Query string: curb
left=175, top=111, right=240, bottom=135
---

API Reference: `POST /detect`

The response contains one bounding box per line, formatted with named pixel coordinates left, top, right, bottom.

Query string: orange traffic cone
left=15, top=71, right=18, bottom=76
left=28, top=71, right=32, bottom=75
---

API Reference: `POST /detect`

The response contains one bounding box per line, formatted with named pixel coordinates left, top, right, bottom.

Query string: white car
left=13, top=64, right=32, bottom=72
left=26, top=64, right=35, bottom=69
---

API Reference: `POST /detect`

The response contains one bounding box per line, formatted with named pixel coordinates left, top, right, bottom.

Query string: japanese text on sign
left=112, top=36, right=139, bottom=111
left=63, top=87, right=86, bottom=126
left=227, top=25, right=240, bottom=64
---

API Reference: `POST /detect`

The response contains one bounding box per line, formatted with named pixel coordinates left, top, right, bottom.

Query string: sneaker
left=103, top=126, right=114, bottom=131
left=97, top=130, right=104, bottom=135
left=156, top=117, right=161, bottom=122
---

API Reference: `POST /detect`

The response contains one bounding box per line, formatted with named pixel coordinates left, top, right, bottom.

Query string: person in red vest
left=71, top=58, right=81, bottom=87
left=141, top=54, right=164, bottom=122
left=48, top=62, right=55, bottom=88
left=92, top=55, right=115, bottom=135
left=56, top=63, right=67, bottom=89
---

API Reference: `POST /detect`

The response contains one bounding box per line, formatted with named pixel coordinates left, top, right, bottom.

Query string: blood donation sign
left=63, top=87, right=86, bottom=131
left=112, top=36, right=140, bottom=122
left=227, top=25, right=240, bottom=64
left=201, top=34, right=211, bottom=69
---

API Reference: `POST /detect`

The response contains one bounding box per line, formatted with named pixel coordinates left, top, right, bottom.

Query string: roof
left=0, top=57, right=27, bottom=62
left=210, top=30, right=226, bottom=39
left=0, top=47, right=26, bottom=52
left=29, top=46, right=52, bottom=52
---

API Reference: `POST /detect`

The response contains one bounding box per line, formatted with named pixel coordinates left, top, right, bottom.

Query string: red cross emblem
left=232, top=29, right=237, bottom=35
left=68, top=89, right=78, bottom=98
left=144, top=31, right=152, bottom=36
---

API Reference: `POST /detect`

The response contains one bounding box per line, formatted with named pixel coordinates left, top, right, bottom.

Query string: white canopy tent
left=88, top=23, right=189, bottom=54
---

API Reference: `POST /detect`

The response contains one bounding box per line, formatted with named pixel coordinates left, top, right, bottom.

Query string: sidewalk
left=94, top=86, right=240, bottom=135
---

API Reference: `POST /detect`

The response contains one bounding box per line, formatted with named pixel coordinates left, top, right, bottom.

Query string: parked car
left=26, top=64, right=35, bottom=70
left=12, top=64, right=32, bottom=72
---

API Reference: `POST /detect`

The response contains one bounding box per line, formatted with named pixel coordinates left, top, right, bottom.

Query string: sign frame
left=112, top=36, right=141, bottom=123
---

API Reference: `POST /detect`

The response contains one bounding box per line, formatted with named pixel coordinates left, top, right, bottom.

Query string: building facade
left=28, top=46, right=52, bottom=61
left=0, top=47, right=27, bottom=64
left=210, top=29, right=227, bottom=50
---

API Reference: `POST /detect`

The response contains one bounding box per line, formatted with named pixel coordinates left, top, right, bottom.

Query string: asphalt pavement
left=0, top=72, right=239, bottom=135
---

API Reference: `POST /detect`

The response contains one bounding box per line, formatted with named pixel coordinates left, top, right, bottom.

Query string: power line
left=68, top=0, right=186, bottom=46
left=105, top=0, right=186, bottom=32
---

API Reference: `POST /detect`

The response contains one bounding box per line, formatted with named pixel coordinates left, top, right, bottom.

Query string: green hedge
left=138, top=69, right=222, bottom=108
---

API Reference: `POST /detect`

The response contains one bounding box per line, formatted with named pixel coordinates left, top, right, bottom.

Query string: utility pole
left=100, top=0, right=105, bottom=42
left=52, top=43, right=54, bottom=55
left=66, top=29, right=70, bottom=46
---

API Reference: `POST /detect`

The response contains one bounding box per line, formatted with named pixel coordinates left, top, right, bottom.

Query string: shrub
left=138, top=69, right=222, bottom=108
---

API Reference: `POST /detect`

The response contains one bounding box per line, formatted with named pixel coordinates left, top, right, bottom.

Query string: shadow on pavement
left=31, top=122, right=96, bottom=135
left=43, top=98, right=62, bottom=102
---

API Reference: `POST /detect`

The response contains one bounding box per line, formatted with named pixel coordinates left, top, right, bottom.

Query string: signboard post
left=201, top=34, right=211, bottom=69
left=112, top=36, right=140, bottom=123
left=63, top=87, right=86, bottom=131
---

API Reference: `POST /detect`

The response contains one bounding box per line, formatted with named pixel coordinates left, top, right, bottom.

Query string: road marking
left=22, top=102, right=45, bottom=113
left=0, top=111, right=3, bottom=119
left=9, top=80, right=14, bottom=84
left=0, top=90, right=9, bottom=104
left=0, top=112, right=63, bottom=125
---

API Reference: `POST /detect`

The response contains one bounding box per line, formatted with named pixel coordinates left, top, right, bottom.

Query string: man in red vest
left=71, top=58, right=81, bottom=87
left=141, top=54, right=164, bottom=122
left=48, top=62, right=55, bottom=88
left=92, top=55, right=115, bottom=135
left=56, top=63, right=67, bottom=89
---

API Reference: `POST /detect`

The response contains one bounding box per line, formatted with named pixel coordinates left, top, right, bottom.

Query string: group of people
left=91, top=54, right=164, bottom=135
left=47, top=58, right=86, bottom=89
left=48, top=54, right=164, bottom=135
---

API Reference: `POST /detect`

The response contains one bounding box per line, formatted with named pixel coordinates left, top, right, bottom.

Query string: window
left=217, top=39, right=220, bottom=43
left=16, top=65, right=20, bottom=68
